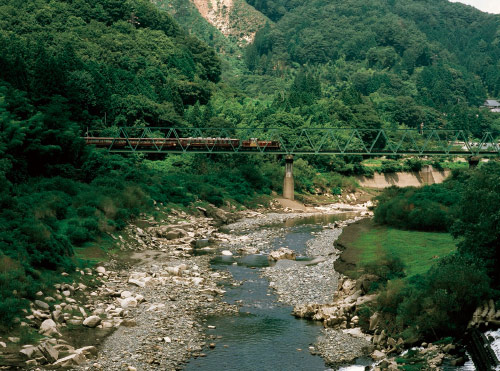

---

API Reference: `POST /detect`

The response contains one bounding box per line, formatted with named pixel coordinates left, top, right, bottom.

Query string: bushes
left=379, top=255, right=491, bottom=340
left=374, top=182, right=461, bottom=232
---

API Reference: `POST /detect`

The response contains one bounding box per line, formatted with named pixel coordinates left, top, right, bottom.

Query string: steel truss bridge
left=84, top=127, right=500, bottom=156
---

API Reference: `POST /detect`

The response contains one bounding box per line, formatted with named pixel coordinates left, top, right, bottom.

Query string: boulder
left=128, top=272, right=152, bottom=288
left=19, top=346, right=39, bottom=359
left=120, top=291, right=132, bottom=299
left=120, top=297, right=138, bottom=309
left=371, top=350, right=386, bottom=361
left=195, top=239, right=210, bottom=248
left=52, top=310, right=62, bottom=322
left=76, top=346, right=97, bottom=357
left=356, top=294, right=378, bottom=306
left=135, top=294, right=145, bottom=303
left=83, top=316, right=102, bottom=328
left=369, top=312, right=380, bottom=331
left=38, top=342, right=59, bottom=363
left=238, top=246, right=260, bottom=255
left=164, top=229, right=188, bottom=240
left=34, top=300, right=50, bottom=310
left=221, top=250, right=233, bottom=256
left=268, top=247, right=296, bottom=261
left=39, top=319, right=60, bottom=336
left=355, top=274, right=380, bottom=293
left=52, top=352, right=86, bottom=367
left=95, top=266, right=106, bottom=274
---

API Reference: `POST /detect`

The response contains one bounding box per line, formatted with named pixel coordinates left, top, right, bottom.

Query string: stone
left=356, top=294, right=377, bottom=306
left=0, top=342, right=6, bottom=348
left=239, top=246, right=260, bottom=255
left=34, top=300, right=50, bottom=310
left=369, top=312, right=380, bottom=331
left=195, top=239, right=210, bottom=248
left=135, top=294, right=145, bottom=303
left=76, top=346, right=98, bottom=356
left=83, top=315, right=102, bottom=328
left=39, top=319, right=60, bottom=336
left=356, top=274, right=380, bottom=293
left=52, top=310, right=62, bottom=322
left=25, top=360, right=37, bottom=367
left=120, top=291, right=132, bottom=299
left=96, top=266, right=106, bottom=274
left=163, top=336, right=172, bottom=343
left=387, top=337, right=397, bottom=347
left=128, top=279, right=146, bottom=288
left=19, top=346, right=38, bottom=359
left=371, top=350, right=386, bottom=361
left=164, top=229, right=188, bottom=240
left=128, top=367, right=137, bottom=371
left=442, top=343, right=455, bottom=353
left=52, top=352, right=86, bottom=367
left=38, top=342, right=59, bottom=363
left=120, top=297, right=138, bottom=309
left=209, top=343, right=216, bottom=348
left=221, top=250, right=233, bottom=256
left=268, top=247, right=296, bottom=261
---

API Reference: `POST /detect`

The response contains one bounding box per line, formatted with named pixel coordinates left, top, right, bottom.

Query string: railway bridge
left=84, top=127, right=500, bottom=200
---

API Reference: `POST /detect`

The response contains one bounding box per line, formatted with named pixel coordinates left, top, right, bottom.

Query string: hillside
left=156, top=0, right=270, bottom=45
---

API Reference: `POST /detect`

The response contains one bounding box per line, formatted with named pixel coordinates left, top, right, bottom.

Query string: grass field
left=339, top=220, right=457, bottom=278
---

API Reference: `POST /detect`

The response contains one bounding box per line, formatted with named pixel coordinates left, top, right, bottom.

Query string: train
left=83, top=137, right=281, bottom=151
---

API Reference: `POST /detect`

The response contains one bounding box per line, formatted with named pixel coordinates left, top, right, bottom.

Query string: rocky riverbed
left=1, top=201, right=379, bottom=370
left=260, top=215, right=375, bottom=367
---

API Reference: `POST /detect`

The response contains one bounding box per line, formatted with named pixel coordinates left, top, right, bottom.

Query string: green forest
left=0, top=0, right=500, bottom=346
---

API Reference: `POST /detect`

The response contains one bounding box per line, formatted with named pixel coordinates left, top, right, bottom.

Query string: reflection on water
left=282, top=212, right=358, bottom=228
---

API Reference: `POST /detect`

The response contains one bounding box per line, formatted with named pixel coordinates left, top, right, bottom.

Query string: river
left=185, top=212, right=371, bottom=370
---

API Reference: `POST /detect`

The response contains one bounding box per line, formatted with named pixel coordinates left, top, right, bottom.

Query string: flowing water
left=185, top=212, right=366, bottom=371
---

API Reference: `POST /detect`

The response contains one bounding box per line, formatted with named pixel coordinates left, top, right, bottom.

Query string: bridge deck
left=83, top=128, right=500, bottom=156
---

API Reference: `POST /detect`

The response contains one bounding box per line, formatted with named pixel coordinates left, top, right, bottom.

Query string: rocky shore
left=0, top=208, right=239, bottom=370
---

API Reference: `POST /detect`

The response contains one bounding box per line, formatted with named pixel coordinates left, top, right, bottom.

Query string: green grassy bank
left=335, top=219, right=456, bottom=278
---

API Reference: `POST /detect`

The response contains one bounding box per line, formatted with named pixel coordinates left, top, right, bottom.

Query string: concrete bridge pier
left=283, top=155, right=294, bottom=200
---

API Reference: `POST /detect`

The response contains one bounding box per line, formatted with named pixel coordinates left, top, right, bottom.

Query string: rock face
left=83, top=315, right=102, bottom=328
left=268, top=247, right=296, bottom=261
left=191, top=0, right=269, bottom=43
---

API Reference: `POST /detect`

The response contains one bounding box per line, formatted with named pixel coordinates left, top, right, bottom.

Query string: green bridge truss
left=84, top=127, right=500, bottom=156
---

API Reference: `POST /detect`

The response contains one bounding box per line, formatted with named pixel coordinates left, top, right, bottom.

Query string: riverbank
left=333, top=219, right=457, bottom=278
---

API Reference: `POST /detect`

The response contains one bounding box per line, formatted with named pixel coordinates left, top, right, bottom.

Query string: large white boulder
left=120, top=297, right=138, bottom=309
left=39, top=319, right=60, bottom=336
left=268, top=247, right=296, bottom=261
left=83, top=316, right=102, bottom=328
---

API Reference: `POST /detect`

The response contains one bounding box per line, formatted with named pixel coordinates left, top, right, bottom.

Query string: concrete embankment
left=356, top=166, right=451, bottom=188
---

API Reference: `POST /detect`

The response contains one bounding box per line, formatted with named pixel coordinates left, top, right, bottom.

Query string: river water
left=185, top=213, right=367, bottom=371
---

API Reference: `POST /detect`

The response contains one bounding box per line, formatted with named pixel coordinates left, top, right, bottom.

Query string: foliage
left=451, top=162, right=500, bottom=284
left=369, top=164, right=499, bottom=342
left=374, top=176, right=464, bottom=232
